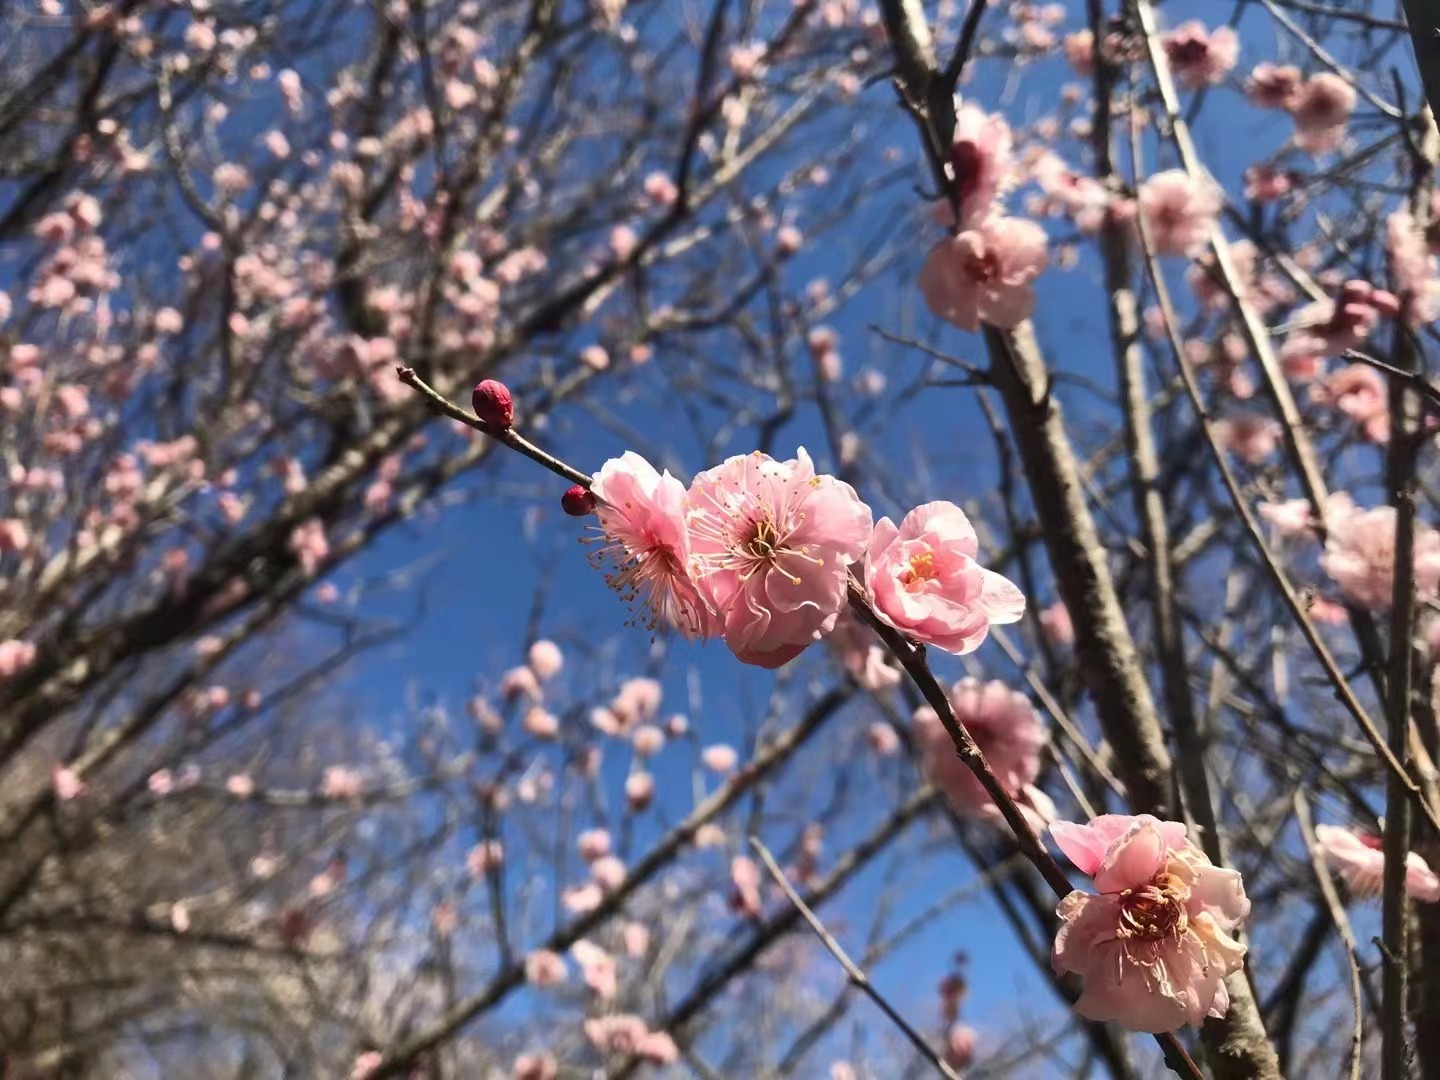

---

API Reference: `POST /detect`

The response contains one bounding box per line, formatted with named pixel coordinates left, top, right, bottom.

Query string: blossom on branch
left=1314, top=824, right=1440, bottom=902
left=686, top=449, right=872, bottom=668
left=1051, top=815, right=1250, bottom=1032
left=918, top=216, right=1048, bottom=330
left=864, top=501, right=1023, bottom=655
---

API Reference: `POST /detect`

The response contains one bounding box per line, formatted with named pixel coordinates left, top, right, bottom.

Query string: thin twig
left=750, top=837, right=963, bottom=1080
left=1293, top=791, right=1365, bottom=1080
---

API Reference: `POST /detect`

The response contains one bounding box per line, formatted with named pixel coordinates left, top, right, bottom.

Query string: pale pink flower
left=1051, top=814, right=1250, bottom=1032
left=527, top=639, right=564, bottom=680
left=226, top=774, right=255, bottom=798
left=500, top=665, right=542, bottom=701
left=577, top=827, right=612, bottom=861
left=1213, top=411, right=1283, bottom=464
left=1245, top=62, right=1302, bottom=109
left=1387, top=210, right=1439, bottom=325
left=701, top=744, right=738, bottom=773
left=52, top=765, right=86, bottom=801
left=1138, top=171, right=1221, bottom=257
left=591, top=854, right=626, bottom=892
left=686, top=449, right=872, bottom=668
left=611, top=676, right=662, bottom=728
left=1313, top=363, right=1390, bottom=443
left=1162, top=22, right=1238, bottom=89
left=572, top=939, right=619, bottom=999
left=1257, top=499, right=1314, bottom=538
left=623, top=920, right=651, bottom=957
left=632, top=723, right=665, bottom=756
left=513, top=1053, right=558, bottom=1080
left=919, top=216, right=1048, bottom=330
left=1063, top=30, right=1095, bottom=77
left=1243, top=164, right=1293, bottom=203
left=1315, top=823, right=1440, bottom=902
left=867, top=721, right=901, bottom=756
left=591, top=452, right=718, bottom=638
left=730, top=855, right=764, bottom=917
left=1289, top=73, right=1356, bottom=154
left=912, top=679, right=1047, bottom=828
left=288, top=518, right=329, bottom=577
left=643, top=171, right=678, bottom=207
left=945, top=1024, right=977, bottom=1070
left=584, top=1014, right=651, bottom=1056
left=466, top=839, right=505, bottom=876
left=0, top=518, right=30, bottom=553
left=563, top=883, right=604, bottom=912
left=1320, top=497, right=1440, bottom=609
left=523, top=706, right=560, bottom=740
left=0, top=640, right=36, bottom=680
left=1038, top=601, right=1074, bottom=648
left=351, top=1052, right=383, bottom=1080
left=148, top=769, right=174, bottom=796
left=321, top=766, right=363, bottom=799
left=825, top=610, right=903, bottom=690
left=525, top=948, right=568, bottom=987
left=865, top=501, right=1024, bottom=655
left=947, top=101, right=1013, bottom=227
left=625, top=771, right=655, bottom=810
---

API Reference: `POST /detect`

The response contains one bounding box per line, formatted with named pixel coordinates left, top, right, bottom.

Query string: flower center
left=900, top=550, right=939, bottom=589
left=966, top=250, right=999, bottom=284
left=743, top=518, right=781, bottom=562
left=1168, top=37, right=1210, bottom=64
left=1117, top=874, right=1189, bottom=942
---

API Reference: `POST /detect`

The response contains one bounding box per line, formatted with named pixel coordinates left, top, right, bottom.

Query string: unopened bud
left=561, top=484, right=596, bottom=516
left=471, top=379, right=514, bottom=429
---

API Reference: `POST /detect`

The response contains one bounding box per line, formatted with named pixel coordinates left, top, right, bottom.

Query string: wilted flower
left=1051, top=815, right=1249, bottom=1032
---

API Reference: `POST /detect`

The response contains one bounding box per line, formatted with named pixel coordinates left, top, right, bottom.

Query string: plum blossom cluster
left=918, top=102, right=1049, bottom=330
left=585, top=448, right=1024, bottom=668
left=1051, top=815, right=1250, bottom=1032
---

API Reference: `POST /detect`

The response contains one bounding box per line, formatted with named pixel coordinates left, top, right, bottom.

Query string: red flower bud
left=561, top=484, right=596, bottom=516
left=471, top=379, right=514, bottom=429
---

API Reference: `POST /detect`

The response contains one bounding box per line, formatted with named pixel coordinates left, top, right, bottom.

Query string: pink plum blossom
left=919, top=216, right=1048, bottom=330
left=524, top=949, right=568, bottom=987
left=351, top=1052, right=382, bottom=1080
left=1387, top=209, right=1439, bottom=325
left=513, top=1054, right=558, bottom=1080
left=686, top=449, right=872, bottom=668
left=527, top=639, right=563, bottom=680
left=1214, top=411, right=1283, bottom=464
left=912, top=679, right=1049, bottom=830
left=1312, top=363, right=1390, bottom=443
left=1320, top=496, right=1440, bottom=610
left=1245, top=63, right=1302, bottom=109
left=571, top=939, right=618, bottom=998
left=1038, top=601, right=1074, bottom=648
left=1051, top=815, right=1250, bottom=1032
left=1289, top=73, right=1356, bottom=154
left=0, top=639, right=36, bottom=680
left=1314, top=823, right=1440, bottom=902
left=948, top=101, right=1012, bottom=227
left=1138, top=170, right=1221, bottom=256
left=590, top=452, right=718, bottom=639
left=701, top=744, right=738, bottom=773
left=865, top=501, right=1024, bottom=655
left=825, top=610, right=903, bottom=690
left=1161, top=22, right=1239, bottom=89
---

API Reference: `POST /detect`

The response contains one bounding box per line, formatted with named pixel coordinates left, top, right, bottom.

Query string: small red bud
left=471, top=379, right=514, bottom=429
left=561, top=484, right=596, bottom=516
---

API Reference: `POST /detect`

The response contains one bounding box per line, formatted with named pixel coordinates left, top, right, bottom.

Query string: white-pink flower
left=948, top=101, right=1012, bottom=228
left=919, top=216, right=1048, bottom=330
left=1051, top=815, right=1249, bottom=1032
left=527, top=639, right=564, bottom=680
left=1314, top=823, right=1440, bottom=902
left=590, top=452, right=718, bottom=639
left=686, top=449, right=872, bottom=668
left=1214, top=411, right=1283, bottom=464
left=1138, top=171, right=1221, bottom=257
left=1320, top=495, right=1440, bottom=610
left=864, top=501, right=1024, bottom=655
left=912, top=679, right=1049, bottom=829
left=1161, top=22, right=1238, bottom=89
left=1289, top=73, right=1356, bottom=154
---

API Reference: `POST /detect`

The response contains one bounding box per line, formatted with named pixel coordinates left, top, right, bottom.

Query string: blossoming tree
left=5, top=0, right=1440, bottom=1078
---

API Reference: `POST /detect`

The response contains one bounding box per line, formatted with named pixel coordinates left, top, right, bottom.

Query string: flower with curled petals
left=919, top=216, right=1048, bottom=330
left=1050, top=814, right=1250, bottom=1032
left=686, top=449, right=872, bottom=668
left=589, top=451, right=718, bottom=639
